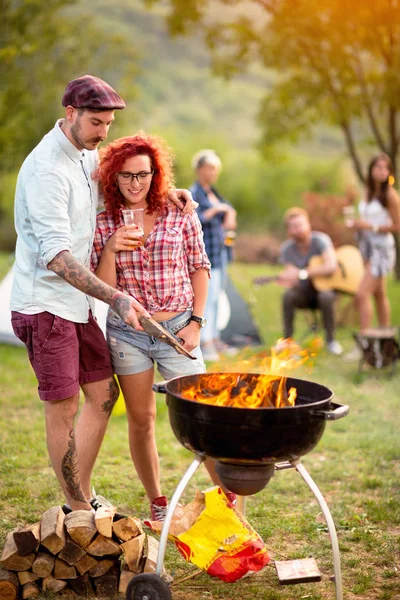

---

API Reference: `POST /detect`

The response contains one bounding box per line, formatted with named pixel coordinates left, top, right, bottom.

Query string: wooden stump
left=0, top=567, right=19, bottom=600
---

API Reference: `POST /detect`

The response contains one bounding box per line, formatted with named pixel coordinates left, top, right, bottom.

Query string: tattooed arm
left=47, top=250, right=149, bottom=329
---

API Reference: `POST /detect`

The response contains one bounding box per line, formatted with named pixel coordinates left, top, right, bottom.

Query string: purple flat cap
left=62, top=75, right=126, bottom=110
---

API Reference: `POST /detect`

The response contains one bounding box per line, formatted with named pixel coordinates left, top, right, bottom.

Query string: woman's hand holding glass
left=105, top=224, right=144, bottom=253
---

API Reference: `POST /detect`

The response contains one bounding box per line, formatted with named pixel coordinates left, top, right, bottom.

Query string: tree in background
left=0, top=0, right=138, bottom=171
left=0, top=0, right=138, bottom=249
left=145, top=0, right=400, bottom=272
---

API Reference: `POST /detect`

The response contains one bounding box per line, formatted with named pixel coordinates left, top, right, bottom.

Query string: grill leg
left=294, top=461, right=343, bottom=600
left=156, top=454, right=204, bottom=576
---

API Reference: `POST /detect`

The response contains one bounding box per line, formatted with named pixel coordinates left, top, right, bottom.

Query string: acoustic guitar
left=253, top=245, right=364, bottom=295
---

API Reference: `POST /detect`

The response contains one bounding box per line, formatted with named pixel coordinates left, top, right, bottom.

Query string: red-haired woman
left=91, top=133, right=233, bottom=521
left=348, top=153, right=400, bottom=331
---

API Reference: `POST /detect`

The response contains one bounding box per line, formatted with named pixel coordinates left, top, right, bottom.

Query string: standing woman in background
left=190, top=150, right=237, bottom=361
left=349, top=153, right=400, bottom=330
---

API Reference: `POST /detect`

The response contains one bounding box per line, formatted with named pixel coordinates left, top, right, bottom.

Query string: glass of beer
left=224, top=230, right=236, bottom=247
left=122, top=208, right=145, bottom=247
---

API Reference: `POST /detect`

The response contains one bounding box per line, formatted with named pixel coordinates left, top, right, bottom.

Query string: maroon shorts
left=11, top=311, right=113, bottom=401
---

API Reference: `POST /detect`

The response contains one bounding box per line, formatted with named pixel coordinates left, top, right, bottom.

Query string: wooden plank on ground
left=54, top=558, right=77, bottom=580
left=40, top=507, right=66, bottom=554
left=112, top=517, right=142, bottom=542
left=64, top=512, right=97, bottom=548
left=0, top=531, right=35, bottom=572
left=86, top=535, right=121, bottom=557
left=94, top=507, right=116, bottom=538
left=13, top=524, right=40, bottom=557
left=21, top=582, right=39, bottom=599
left=57, top=540, right=86, bottom=566
left=120, top=533, right=145, bottom=572
left=31, top=552, right=54, bottom=578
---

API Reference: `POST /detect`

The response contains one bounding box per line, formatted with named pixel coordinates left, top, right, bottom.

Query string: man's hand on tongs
left=110, top=291, right=150, bottom=330
left=138, top=315, right=196, bottom=360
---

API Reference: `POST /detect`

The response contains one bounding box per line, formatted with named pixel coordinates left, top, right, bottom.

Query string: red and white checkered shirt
left=91, top=206, right=211, bottom=314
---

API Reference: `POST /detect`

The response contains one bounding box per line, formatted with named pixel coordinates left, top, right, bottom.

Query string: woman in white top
left=349, top=153, right=400, bottom=330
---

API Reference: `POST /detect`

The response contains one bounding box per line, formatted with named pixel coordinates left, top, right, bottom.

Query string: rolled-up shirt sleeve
left=184, top=212, right=211, bottom=275
left=25, top=170, right=71, bottom=267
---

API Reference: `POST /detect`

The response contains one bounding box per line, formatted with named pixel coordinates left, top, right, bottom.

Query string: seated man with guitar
left=276, top=207, right=343, bottom=355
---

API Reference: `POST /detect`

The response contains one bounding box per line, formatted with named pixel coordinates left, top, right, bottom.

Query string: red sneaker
left=150, top=495, right=168, bottom=521
left=225, top=492, right=237, bottom=506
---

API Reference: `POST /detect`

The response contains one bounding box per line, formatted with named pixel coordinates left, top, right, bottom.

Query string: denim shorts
left=106, top=309, right=206, bottom=378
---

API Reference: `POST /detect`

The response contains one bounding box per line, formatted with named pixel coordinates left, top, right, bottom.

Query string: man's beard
left=70, top=120, right=102, bottom=151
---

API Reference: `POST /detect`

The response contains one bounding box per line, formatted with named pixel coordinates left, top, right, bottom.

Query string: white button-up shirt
left=11, top=120, right=99, bottom=322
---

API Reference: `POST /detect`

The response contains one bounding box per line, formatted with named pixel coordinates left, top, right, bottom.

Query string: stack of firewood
left=0, top=505, right=162, bottom=599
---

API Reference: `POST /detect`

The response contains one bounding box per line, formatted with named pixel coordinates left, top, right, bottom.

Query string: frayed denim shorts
left=106, top=309, right=206, bottom=379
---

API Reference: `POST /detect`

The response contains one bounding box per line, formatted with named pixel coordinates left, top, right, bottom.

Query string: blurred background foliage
left=3, top=0, right=397, bottom=256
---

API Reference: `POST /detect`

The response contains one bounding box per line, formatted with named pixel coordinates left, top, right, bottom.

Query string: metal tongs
left=138, top=315, right=196, bottom=360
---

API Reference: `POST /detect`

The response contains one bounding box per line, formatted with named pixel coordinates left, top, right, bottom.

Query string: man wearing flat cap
left=10, top=74, right=194, bottom=513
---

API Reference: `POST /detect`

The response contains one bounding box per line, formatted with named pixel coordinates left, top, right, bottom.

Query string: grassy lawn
left=0, top=255, right=399, bottom=599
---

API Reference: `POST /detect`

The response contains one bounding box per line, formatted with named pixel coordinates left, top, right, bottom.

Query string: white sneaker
left=343, top=345, right=362, bottom=361
left=326, top=340, right=344, bottom=356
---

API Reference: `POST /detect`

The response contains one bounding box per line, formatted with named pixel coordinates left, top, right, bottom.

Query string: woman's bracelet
left=372, top=224, right=379, bottom=233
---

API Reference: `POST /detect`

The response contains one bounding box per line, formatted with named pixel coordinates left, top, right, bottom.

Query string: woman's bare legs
left=373, top=277, right=391, bottom=327
left=118, top=369, right=162, bottom=502
left=355, top=266, right=378, bottom=330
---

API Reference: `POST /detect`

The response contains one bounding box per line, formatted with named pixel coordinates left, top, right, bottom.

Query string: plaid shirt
left=190, top=181, right=233, bottom=268
left=91, top=205, right=211, bottom=314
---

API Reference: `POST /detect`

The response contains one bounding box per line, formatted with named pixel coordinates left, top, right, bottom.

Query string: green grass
left=1, top=258, right=400, bottom=599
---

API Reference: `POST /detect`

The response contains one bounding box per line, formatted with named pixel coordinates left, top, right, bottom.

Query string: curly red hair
left=98, top=132, right=175, bottom=221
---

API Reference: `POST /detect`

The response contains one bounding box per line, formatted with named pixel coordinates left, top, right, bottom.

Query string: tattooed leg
left=44, top=395, right=92, bottom=510
left=75, top=378, right=118, bottom=499
left=61, top=430, right=87, bottom=503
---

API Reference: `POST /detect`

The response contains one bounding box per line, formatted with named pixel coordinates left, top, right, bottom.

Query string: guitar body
left=311, top=245, right=364, bottom=294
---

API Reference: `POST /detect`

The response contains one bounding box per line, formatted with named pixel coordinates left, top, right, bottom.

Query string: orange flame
left=181, top=338, right=317, bottom=409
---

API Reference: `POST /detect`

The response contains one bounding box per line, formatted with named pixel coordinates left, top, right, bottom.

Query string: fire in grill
left=175, top=371, right=297, bottom=408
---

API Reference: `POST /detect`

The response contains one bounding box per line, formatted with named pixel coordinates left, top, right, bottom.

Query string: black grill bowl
left=160, top=373, right=339, bottom=465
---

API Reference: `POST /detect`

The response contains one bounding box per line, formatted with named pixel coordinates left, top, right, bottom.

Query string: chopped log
left=42, top=575, right=67, bottom=593
left=40, top=507, right=66, bottom=554
left=89, top=559, right=117, bottom=578
left=86, top=534, right=121, bottom=557
left=31, top=552, right=54, bottom=578
left=74, top=554, right=98, bottom=576
left=120, top=533, right=145, bottom=572
left=17, top=572, right=39, bottom=586
left=143, top=535, right=159, bottom=574
left=94, top=507, right=116, bottom=538
left=0, top=531, right=35, bottom=572
left=112, top=517, right=143, bottom=542
left=118, top=566, right=136, bottom=594
left=21, top=582, right=39, bottom=599
left=93, top=565, right=119, bottom=599
left=64, top=511, right=97, bottom=548
left=54, top=558, right=77, bottom=579
left=0, top=567, right=19, bottom=600
left=57, top=540, right=86, bottom=566
left=13, top=524, right=40, bottom=557
left=68, top=573, right=94, bottom=597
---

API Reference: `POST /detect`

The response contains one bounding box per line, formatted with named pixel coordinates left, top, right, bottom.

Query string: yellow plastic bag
left=147, top=487, right=270, bottom=582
